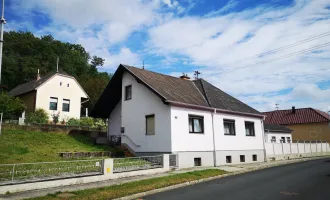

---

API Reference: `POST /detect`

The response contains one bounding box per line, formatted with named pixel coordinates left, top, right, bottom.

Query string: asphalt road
left=143, top=158, right=330, bottom=200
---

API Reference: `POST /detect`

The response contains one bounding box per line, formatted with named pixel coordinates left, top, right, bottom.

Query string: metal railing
left=0, top=159, right=103, bottom=185
left=169, top=154, right=178, bottom=168
left=113, top=155, right=163, bottom=173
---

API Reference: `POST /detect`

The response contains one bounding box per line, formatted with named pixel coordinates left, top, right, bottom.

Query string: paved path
left=144, top=158, right=330, bottom=200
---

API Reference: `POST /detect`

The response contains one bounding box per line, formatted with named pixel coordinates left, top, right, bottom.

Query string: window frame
left=49, top=97, right=58, bottom=111
left=223, top=119, right=236, bottom=136
left=62, top=99, right=70, bottom=112
left=125, top=85, right=132, bottom=100
left=226, top=156, right=232, bottom=164
left=245, top=121, right=255, bottom=136
left=188, top=115, right=204, bottom=134
left=145, top=114, right=155, bottom=135
left=240, top=155, right=245, bottom=162
left=271, top=136, right=276, bottom=143
left=252, top=154, right=257, bottom=161
left=281, top=137, right=286, bottom=143
left=194, top=158, right=202, bottom=166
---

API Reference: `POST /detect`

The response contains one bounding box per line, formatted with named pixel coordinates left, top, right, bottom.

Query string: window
left=146, top=114, right=155, bottom=135
left=240, top=155, right=245, bottom=162
left=271, top=136, right=276, bottom=143
left=287, top=137, right=291, bottom=143
left=125, top=85, right=132, bottom=100
left=194, top=158, right=201, bottom=166
left=252, top=155, right=257, bottom=161
left=226, top=156, right=232, bottom=163
left=67, top=83, right=70, bottom=87
left=62, top=99, right=70, bottom=112
left=245, top=121, right=255, bottom=136
left=49, top=97, right=58, bottom=110
left=281, top=137, right=286, bottom=143
left=224, top=119, right=235, bottom=135
left=189, top=115, right=204, bottom=133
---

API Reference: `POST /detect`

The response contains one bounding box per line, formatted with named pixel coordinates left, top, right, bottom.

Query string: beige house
left=8, top=71, right=88, bottom=121
left=264, top=107, right=330, bottom=143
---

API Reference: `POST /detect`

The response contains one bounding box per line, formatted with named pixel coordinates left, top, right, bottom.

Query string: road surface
left=144, top=158, right=330, bottom=200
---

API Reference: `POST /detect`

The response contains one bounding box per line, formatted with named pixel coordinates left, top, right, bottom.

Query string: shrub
left=0, top=92, right=25, bottom=119
left=79, top=117, right=94, bottom=127
left=26, top=108, right=49, bottom=124
left=67, top=118, right=80, bottom=126
left=51, top=112, right=60, bottom=124
left=93, top=118, right=106, bottom=129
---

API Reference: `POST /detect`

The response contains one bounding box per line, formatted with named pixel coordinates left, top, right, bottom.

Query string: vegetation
left=0, top=92, right=25, bottom=120
left=67, top=117, right=107, bottom=129
left=2, top=31, right=112, bottom=113
left=25, top=108, right=49, bottom=124
left=0, top=129, right=115, bottom=164
left=30, top=169, right=227, bottom=200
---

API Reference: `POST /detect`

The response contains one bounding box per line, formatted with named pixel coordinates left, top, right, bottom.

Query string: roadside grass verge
left=0, top=129, right=115, bottom=164
left=30, top=169, right=227, bottom=200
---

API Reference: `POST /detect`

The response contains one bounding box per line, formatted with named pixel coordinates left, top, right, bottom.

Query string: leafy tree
left=0, top=92, right=25, bottom=119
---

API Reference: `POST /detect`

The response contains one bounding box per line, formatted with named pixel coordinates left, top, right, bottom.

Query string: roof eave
left=166, top=100, right=265, bottom=118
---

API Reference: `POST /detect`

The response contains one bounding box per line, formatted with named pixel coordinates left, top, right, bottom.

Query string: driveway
left=144, top=158, right=330, bottom=200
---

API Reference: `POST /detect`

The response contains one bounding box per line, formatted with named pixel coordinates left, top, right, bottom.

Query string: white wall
left=265, top=142, right=330, bottom=155
left=121, top=72, right=172, bottom=153
left=265, top=131, right=292, bottom=143
left=36, top=74, right=88, bottom=120
left=170, top=107, right=264, bottom=152
left=108, top=101, right=122, bottom=136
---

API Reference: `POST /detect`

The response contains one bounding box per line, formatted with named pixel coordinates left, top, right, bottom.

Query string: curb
left=114, top=156, right=330, bottom=200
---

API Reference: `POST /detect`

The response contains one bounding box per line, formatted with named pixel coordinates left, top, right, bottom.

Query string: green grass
left=0, top=129, right=115, bottom=164
left=30, top=169, right=227, bottom=200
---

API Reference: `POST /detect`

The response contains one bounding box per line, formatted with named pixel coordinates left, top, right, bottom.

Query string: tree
left=0, top=92, right=25, bottom=119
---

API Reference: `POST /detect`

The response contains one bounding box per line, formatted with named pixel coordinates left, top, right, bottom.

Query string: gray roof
left=8, top=71, right=71, bottom=97
left=264, top=124, right=292, bottom=133
left=91, top=64, right=262, bottom=118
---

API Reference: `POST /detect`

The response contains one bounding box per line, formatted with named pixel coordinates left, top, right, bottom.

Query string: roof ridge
left=311, top=108, right=330, bottom=121
left=192, top=79, right=211, bottom=107
left=199, top=79, right=212, bottom=107
left=121, top=64, right=191, bottom=81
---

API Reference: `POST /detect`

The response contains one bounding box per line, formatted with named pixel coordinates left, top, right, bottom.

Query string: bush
left=93, top=118, right=106, bottom=129
left=79, top=117, right=94, bottom=127
left=0, top=92, right=25, bottom=119
left=67, top=118, right=80, bottom=126
left=26, top=108, right=49, bottom=124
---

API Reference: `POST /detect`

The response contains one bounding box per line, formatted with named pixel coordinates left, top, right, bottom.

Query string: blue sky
left=6, top=0, right=330, bottom=112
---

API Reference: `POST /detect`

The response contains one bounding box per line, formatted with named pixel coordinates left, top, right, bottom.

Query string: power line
left=207, top=41, right=330, bottom=76
left=201, top=31, right=330, bottom=73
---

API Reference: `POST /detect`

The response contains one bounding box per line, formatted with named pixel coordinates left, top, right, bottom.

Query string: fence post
left=310, top=141, right=312, bottom=154
left=289, top=141, right=292, bottom=154
left=297, top=140, right=299, bottom=154
left=326, top=141, right=328, bottom=152
left=281, top=141, right=284, bottom=155
left=103, top=158, right=114, bottom=176
left=304, top=140, right=306, bottom=153
left=163, top=154, right=170, bottom=170
left=321, top=141, right=323, bottom=152
left=272, top=142, right=275, bottom=156
left=316, top=140, right=318, bottom=153
left=11, top=164, right=15, bottom=182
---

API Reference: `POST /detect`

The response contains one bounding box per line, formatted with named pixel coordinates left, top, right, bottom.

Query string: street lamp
left=0, top=0, right=6, bottom=85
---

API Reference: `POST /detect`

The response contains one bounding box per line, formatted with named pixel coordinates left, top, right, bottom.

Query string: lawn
left=0, top=129, right=115, bottom=164
left=30, top=169, right=227, bottom=200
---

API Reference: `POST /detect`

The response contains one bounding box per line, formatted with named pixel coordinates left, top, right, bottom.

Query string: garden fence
left=113, top=155, right=163, bottom=173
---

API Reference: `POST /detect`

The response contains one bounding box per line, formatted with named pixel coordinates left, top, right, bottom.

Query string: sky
left=5, top=0, right=330, bottom=113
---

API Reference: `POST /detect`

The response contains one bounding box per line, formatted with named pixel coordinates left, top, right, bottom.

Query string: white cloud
left=148, top=0, right=330, bottom=111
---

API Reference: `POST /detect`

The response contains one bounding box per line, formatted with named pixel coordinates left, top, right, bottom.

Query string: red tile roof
left=263, top=108, right=330, bottom=125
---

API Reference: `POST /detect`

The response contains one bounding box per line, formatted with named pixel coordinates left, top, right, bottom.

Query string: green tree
left=0, top=92, right=25, bottom=119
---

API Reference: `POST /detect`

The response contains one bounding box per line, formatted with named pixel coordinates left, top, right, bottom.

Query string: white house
left=264, top=124, right=293, bottom=143
left=91, top=64, right=266, bottom=168
left=9, top=70, right=88, bottom=121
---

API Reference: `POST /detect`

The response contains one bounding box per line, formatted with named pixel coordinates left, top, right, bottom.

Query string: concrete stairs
left=119, top=145, right=135, bottom=157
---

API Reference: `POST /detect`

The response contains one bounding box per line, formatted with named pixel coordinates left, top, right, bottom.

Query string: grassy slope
left=31, top=169, right=227, bottom=200
left=0, top=129, right=114, bottom=164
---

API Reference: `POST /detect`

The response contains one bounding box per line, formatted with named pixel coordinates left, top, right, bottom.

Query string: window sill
left=124, top=98, right=132, bottom=101
left=189, top=132, right=204, bottom=134
left=224, top=134, right=236, bottom=136
left=246, top=135, right=256, bottom=137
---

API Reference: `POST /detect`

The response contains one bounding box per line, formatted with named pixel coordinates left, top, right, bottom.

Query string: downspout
left=211, top=108, right=217, bottom=167
left=261, top=117, right=267, bottom=162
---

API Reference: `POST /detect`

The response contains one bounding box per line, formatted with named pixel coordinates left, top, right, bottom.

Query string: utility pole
left=194, top=71, right=201, bottom=79
left=56, top=56, right=59, bottom=72
left=0, top=0, right=6, bottom=84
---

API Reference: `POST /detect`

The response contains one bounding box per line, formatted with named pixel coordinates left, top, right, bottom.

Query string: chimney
left=292, top=106, right=296, bottom=114
left=36, top=69, right=41, bottom=80
left=180, top=73, right=190, bottom=80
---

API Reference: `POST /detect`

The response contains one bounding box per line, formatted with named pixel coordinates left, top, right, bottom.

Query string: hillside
left=0, top=129, right=115, bottom=164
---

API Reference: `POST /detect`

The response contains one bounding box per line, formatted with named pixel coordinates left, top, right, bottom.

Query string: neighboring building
left=8, top=70, right=88, bottom=121
left=91, top=64, right=266, bottom=168
left=264, top=107, right=330, bottom=143
left=264, top=124, right=292, bottom=143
